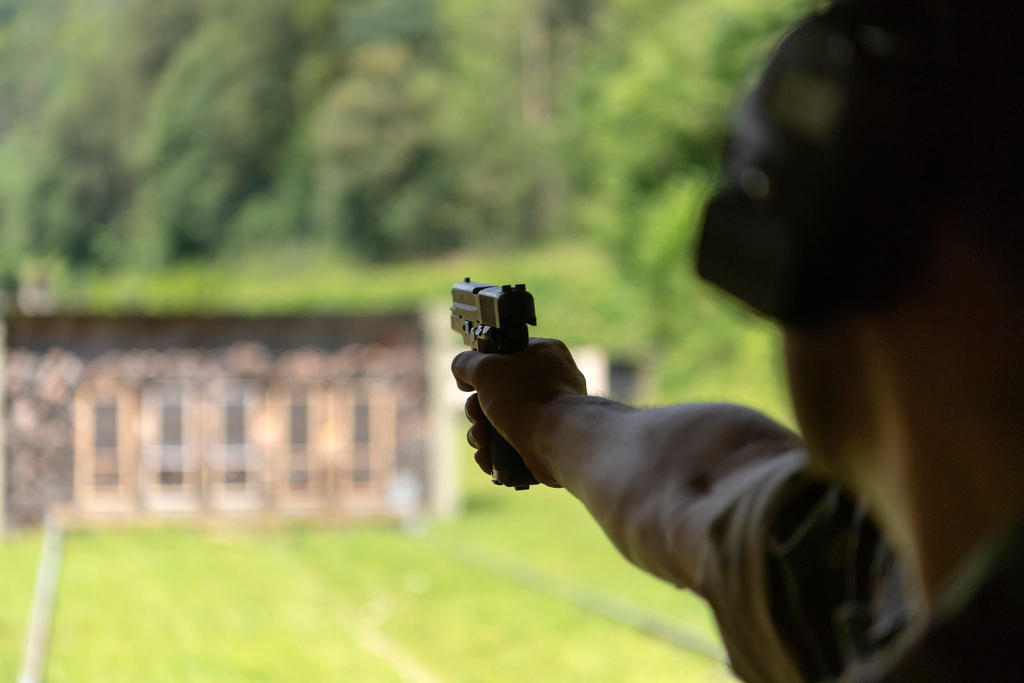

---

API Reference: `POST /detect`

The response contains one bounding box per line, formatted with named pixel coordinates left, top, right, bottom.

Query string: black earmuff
left=697, top=4, right=959, bottom=325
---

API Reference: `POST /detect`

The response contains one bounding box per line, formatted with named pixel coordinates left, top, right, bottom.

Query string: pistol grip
left=486, top=421, right=538, bottom=490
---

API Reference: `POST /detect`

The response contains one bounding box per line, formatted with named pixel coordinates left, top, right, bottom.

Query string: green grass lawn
left=29, top=454, right=736, bottom=682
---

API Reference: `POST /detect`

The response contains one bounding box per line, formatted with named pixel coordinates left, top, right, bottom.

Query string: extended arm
left=453, top=339, right=813, bottom=682
left=452, top=338, right=803, bottom=590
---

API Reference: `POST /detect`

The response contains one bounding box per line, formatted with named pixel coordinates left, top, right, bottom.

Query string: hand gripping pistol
left=451, top=278, right=538, bottom=490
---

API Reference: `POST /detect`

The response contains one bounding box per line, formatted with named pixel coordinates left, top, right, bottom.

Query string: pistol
left=451, top=278, right=538, bottom=490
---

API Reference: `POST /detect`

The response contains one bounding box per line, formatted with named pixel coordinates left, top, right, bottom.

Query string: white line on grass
left=18, top=515, right=65, bottom=683
left=452, top=544, right=729, bottom=665
left=355, top=621, right=442, bottom=683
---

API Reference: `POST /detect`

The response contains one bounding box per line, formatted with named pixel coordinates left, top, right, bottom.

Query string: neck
left=854, top=232, right=1024, bottom=605
left=859, top=387, right=1024, bottom=603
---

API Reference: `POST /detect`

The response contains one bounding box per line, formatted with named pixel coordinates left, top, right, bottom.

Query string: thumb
left=451, top=350, right=487, bottom=392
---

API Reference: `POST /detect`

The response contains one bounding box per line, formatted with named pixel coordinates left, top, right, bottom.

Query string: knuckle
left=475, top=353, right=499, bottom=375
left=537, top=338, right=569, bottom=355
left=574, top=370, right=587, bottom=393
left=451, top=351, right=469, bottom=374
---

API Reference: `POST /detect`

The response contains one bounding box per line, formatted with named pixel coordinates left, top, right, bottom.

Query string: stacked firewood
left=5, top=348, right=82, bottom=526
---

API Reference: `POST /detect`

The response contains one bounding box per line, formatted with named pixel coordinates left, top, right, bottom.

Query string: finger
left=474, top=450, right=492, bottom=475
left=451, top=350, right=486, bottom=392
left=464, top=393, right=485, bottom=422
left=467, top=421, right=489, bottom=449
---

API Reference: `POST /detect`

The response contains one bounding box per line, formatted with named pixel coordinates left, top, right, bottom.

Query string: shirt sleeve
left=690, top=449, right=812, bottom=683
left=690, top=450, right=906, bottom=683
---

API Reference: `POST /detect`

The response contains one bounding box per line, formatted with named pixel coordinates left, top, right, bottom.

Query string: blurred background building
left=0, top=306, right=629, bottom=530
left=1, top=313, right=435, bottom=527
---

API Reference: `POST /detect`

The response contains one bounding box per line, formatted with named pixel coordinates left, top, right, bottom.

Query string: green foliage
left=307, top=42, right=455, bottom=258
left=561, top=0, right=808, bottom=408
left=568, top=0, right=809, bottom=287
left=0, top=0, right=571, bottom=269
left=131, top=3, right=298, bottom=264
left=0, top=0, right=201, bottom=269
left=341, top=0, right=438, bottom=50
left=0, top=0, right=808, bottom=274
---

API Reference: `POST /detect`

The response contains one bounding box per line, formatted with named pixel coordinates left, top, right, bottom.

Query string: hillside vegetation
left=0, top=0, right=806, bottom=272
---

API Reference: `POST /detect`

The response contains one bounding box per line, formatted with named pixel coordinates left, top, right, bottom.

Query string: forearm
left=535, top=396, right=803, bottom=590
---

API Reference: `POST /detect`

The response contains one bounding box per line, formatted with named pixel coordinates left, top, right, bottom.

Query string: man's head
left=697, top=0, right=1024, bottom=549
left=698, top=0, right=1023, bottom=325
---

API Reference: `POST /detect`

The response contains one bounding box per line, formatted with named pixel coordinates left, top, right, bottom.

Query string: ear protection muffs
left=697, top=4, right=962, bottom=325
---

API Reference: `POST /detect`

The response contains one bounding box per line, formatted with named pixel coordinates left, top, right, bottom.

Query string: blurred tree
left=562, top=0, right=809, bottom=404
left=0, top=0, right=808, bottom=283
left=130, top=3, right=298, bottom=264
left=432, top=0, right=577, bottom=247
left=0, top=0, right=203, bottom=271
left=0, top=0, right=202, bottom=270
left=308, top=41, right=456, bottom=258
left=568, top=0, right=808, bottom=295
left=340, top=0, right=438, bottom=51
